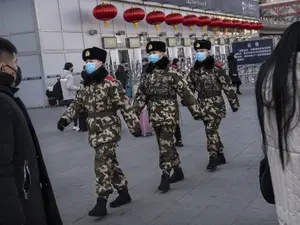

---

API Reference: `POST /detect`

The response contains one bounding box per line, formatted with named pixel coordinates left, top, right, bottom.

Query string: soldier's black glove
left=181, top=100, right=187, bottom=107
left=57, top=118, right=68, bottom=131
left=193, top=115, right=202, bottom=120
left=232, top=108, right=239, bottom=112
left=131, top=128, right=142, bottom=138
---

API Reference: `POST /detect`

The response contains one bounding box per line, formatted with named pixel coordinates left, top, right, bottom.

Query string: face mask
left=15, top=67, right=22, bottom=87
left=196, top=52, right=207, bottom=62
left=85, top=62, right=96, bottom=74
left=149, top=54, right=160, bottom=64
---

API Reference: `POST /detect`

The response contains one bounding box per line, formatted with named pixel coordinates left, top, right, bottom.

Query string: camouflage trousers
left=94, top=142, right=128, bottom=199
left=203, top=118, right=224, bottom=156
left=154, top=125, right=181, bottom=174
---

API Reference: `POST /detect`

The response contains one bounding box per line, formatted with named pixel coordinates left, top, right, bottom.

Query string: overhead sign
left=126, top=38, right=141, bottom=48
left=143, top=0, right=259, bottom=18
left=167, top=37, right=177, bottom=47
left=102, top=37, right=117, bottom=49
left=232, top=39, right=273, bottom=65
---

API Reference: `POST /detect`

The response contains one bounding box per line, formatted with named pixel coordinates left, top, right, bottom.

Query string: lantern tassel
left=134, top=22, right=138, bottom=29
left=173, top=25, right=177, bottom=31
left=202, top=25, right=207, bottom=32
left=104, top=20, right=109, bottom=28
left=189, top=26, right=193, bottom=31
left=225, top=28, right=228, bottom=34
left=213, top=27, right=218, bottom=34
left=155, top=24, right=160, bottom=31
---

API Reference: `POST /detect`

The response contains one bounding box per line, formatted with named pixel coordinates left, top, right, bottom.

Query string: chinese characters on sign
left=143, top=0, right=259, bottom=18
left=232, top=39, right=273, bottom=65
left=167, top=38, right=177, bottom=47
left=126, top=38, right=141, bottom=48
left=102, top=37, right=117, bottom=49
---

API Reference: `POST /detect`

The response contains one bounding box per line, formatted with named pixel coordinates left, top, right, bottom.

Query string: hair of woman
left=172, top=58, right=179, bottom=65
left=64, top=62, right=73, bottom=71
left=255, top=21, right=300, bottom=169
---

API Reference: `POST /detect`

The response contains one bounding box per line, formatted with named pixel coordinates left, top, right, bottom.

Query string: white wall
left=0, top=0, right=46, bottom=108
left=34, top=0, right=202, bottom=88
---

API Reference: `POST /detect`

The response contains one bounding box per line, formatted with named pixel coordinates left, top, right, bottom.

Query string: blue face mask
left=196, top=52, right=207, bottom=62
left=149, top=54, right=160, bottom=64
left=85, top=62, right=96, bottom=74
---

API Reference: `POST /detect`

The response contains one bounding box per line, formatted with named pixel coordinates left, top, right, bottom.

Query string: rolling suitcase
left=140, top=106, right=152, bottom=136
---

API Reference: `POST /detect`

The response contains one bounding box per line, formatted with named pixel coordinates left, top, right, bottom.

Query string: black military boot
left=88, top=197, right=108, bottom=217
left=169, top=167, right=184, bottom=183
left=158, top=172, right=170, bottom=193
left=175, top=140, right=184, bottom=147
left=217, top=153, right=227, bottom=165
left=206, top=155, right=218, bottom=172
left=109, top=189, right=132, bottom=208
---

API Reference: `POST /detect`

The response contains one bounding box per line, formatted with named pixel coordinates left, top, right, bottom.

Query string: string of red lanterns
left=92, top=3, right=264, bottom=32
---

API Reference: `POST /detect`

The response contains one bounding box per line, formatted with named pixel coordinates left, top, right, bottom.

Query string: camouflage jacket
left=61, top=75, right=139, bottom=147
left=133, top=67, right=200, bottom=127
left=187, top=65, right=239, bottom=121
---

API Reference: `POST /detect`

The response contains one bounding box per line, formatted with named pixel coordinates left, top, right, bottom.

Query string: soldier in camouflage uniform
left=187, top=40, right=240, bottom=172
left=133, top=41, right=201, bottom=193
left=57, top=47, right=141, bottom=217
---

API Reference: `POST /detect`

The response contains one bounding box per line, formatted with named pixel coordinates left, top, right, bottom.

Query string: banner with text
left=143, top=0, right=260, bottom=18
left=232, top=39, right=273, bottom=65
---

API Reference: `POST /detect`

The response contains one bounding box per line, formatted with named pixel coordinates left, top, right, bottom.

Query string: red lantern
left=248, top=22, right=257, bottom=30
left=231, top=20, right=242, bottom=32
left=146, top=10, right=166, bottom=31
left=165, top=12, right=183, bottom=31
left=182, top=15, right=199, bottom=31
left=210, top=18, right=223, bottom=32
left=221, top=19, right=233, bottom=33
left=197, top=16, right=211, bottom=32
left=254, top=22, right=264, bottom=30
left=241, top=21, right=251, bottom=30
left=93, top=2, right=118, bottom=28
left=123, top=6, right=145, bottom=29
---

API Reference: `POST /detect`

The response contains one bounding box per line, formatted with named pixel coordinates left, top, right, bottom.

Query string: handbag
left=259, top=156, right=275, bottom=204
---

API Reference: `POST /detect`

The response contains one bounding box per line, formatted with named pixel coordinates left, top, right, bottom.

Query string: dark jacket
left=227, top=55, right=241, bottom=85
left=0, top=78, right=62, bottom=225
left=115, top=66, right=128, bottom=89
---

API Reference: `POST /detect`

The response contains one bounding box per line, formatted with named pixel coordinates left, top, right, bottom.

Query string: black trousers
left=174, top=124, right=182, bottom=141
left=64, top=99, right=78, bottom=126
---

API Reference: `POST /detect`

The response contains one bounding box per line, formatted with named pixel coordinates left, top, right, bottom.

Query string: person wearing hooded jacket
left=133, top=41, right=201, bottom=193
left=187, top=40, right=240, bottom=172
left=60, top=62, right=80, bottom=130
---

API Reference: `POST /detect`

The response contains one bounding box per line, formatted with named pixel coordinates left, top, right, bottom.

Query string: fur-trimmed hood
left=194, top=55, right=215, bottom=70
left=146, top=56, right=170, bottom=74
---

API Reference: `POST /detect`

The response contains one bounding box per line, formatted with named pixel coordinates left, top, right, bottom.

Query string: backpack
left=52, top=80, right=63, bottom=100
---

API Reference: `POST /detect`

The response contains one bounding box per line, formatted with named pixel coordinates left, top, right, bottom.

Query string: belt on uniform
left=198, top=91, right=221, bottom=99
left=88, top=111, right=117, bottom=117
left=147, top=95, right=176, bottom=101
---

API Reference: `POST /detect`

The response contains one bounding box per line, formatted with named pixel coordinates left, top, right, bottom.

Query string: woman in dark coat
left=227, top=53, right=242, bottom=95
left=0, top=37, right=62, bottom=225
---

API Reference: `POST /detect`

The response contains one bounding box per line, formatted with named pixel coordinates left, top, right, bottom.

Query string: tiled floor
left=28, top=86, right=277, bottom=225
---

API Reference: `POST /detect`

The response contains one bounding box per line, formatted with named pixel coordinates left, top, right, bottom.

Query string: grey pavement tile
left=25, top=86, right=278, bottom=225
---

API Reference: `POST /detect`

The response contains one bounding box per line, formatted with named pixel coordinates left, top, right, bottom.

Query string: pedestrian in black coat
left=227, top=53, right=242, bottom=95
left=0, top=38, right=62, bottom=225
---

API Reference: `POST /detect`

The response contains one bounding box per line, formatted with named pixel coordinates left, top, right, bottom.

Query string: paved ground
left=28, top=86, right=277, bottom=225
